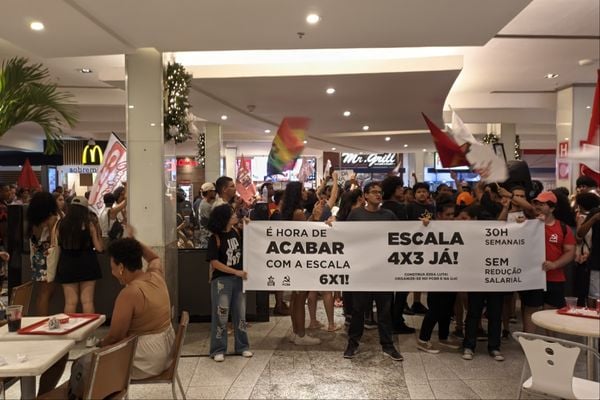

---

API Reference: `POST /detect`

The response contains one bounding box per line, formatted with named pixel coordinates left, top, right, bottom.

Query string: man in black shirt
left=343, top=182, right=403, bottom=361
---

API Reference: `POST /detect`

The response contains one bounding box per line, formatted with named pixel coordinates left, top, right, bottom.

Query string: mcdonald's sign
left=82, top=144, right=104, bottom=165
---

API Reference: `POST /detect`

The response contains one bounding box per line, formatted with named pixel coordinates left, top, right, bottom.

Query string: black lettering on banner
left=485, top=228, right=508, bottom=237
left=319, top=274, right=350, bottom=285
left=388, top=232, right=464, bottom=245
left=387, top=251, right=424, bottom=265
left=265, top=241, right=345, bottom=254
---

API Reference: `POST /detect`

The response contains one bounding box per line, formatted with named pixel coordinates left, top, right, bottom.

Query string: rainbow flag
left=267, top=117, right=309, bottom=176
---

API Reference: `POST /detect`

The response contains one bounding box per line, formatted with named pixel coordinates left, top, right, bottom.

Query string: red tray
left=557, top=307, right=600, bottom=320
left=17, top=313, right=101, bottom=335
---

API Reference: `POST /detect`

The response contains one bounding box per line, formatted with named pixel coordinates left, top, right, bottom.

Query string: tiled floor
left=3, top=300, right=592, bottom=399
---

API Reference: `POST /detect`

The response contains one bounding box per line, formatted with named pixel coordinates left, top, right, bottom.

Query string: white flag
left=88, top=133, right=127, bottom=215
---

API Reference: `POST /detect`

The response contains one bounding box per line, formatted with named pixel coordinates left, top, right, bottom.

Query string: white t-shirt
left=99, top=207, right=124, bottom=238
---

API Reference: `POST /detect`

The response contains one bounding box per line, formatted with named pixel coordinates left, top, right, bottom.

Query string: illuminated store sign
left=82, top=144, right=104, bottom=165
left=341, top=153, right=397, bottom=169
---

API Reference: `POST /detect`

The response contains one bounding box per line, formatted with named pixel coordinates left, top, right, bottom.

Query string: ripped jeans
left=210, top=275, right=249, bottom=356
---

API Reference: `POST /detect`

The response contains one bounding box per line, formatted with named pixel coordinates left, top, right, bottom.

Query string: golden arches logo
left=82, top=145, right=104, bottom=165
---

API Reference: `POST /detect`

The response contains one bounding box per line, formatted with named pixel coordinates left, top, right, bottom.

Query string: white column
left=556, top=85, right=596, bottom=190
left=499, top=123, right=516, bottom=162
left=204, top=122, right=222, bottom=183
left=225, top=147, right=237, bottom=179
left=125, top=48, right=178, bottom=312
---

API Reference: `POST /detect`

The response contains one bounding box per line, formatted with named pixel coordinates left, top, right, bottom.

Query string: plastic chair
left=38, top=335, right=138, bottom=399
left=10, top=281, right=33, bottom=316
left=130, top=311, right=190, bottom=399
left=513, top=331, right=600, bottom=399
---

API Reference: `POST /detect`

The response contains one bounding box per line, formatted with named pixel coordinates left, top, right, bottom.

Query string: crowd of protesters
left=199, top=171, right=599, bottom=363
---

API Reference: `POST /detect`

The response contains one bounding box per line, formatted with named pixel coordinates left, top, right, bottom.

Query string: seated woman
left=99, top=230, right=175, bottom=379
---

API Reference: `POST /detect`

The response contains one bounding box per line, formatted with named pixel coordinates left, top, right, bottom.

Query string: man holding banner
left=343, top=181, right=403, bottom=361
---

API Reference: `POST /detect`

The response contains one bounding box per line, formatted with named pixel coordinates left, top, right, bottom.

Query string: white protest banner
left=88, top=133, right=127, bottom=215
left=243, top=220, right=546, bottom=292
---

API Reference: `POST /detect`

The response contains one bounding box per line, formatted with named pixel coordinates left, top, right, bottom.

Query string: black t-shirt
left=406, top=201, right=435, bottom=221
left=347, top=207, right=397, bottom=221
left=585, top=207, right=600, bottom=271
left=381, top=200, right=407, bottom=220
left=206, top=229, right=243, bottom=279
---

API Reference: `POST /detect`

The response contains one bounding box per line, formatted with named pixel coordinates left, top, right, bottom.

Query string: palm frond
left=0, top=57, right=78, bottom=153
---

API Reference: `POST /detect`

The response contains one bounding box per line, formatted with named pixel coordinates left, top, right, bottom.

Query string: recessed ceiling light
left=150, top=123, right=156, bottom=127
left=326, top=87, right=336, bottom=95
left=343, top=111, right=351, bottom=117
left=80, top=68, right=93, bottom=73
left=362, top=125, right=369, bottom=131
left=264, top=129, right=271, bottom=133
left=331, top=147, right=336, bottom=151
left=403, top=144, right=408, bottom=148
left=306, top=14, right=321, bottom=24
left=586, top=105, right=591, bottom=109
left=545, top=73, right=559, bottom=79
left=128, top=105, right=134, bottom=109
left=30, top=21, right=44, bottom=31
left=564, top=137, right=569, bottom=141
left=303, top=140, right=308, bottom=144
left=220, top=115, right=228, bottom=120
left=422, top=148, right=427, bottom=152
left=385, top=137, right=391, bottom=142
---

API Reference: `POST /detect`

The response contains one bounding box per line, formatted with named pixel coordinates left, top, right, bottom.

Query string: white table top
left=0, top=315, right=106, bottom=342
left=0, top=340, right=75, bottom=377
left=532, top=310, right=600, bottom=338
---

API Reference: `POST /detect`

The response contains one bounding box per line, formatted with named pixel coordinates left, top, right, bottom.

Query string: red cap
left=533, top=191, right=557, bottom=204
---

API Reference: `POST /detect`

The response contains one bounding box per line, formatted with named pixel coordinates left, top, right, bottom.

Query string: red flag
left=580, top=69, right=600, bottom=183
left=422, top=113, right=469, bottom=168
left=17, top=158, right=41, bottom=189
left=236, top=155, right=256, bottom=205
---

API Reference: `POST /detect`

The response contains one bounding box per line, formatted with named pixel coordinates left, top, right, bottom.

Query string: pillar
left=489, top=123, right=516, bottom=162
left=225, top=147, right=237, bottom=179
left=556, top=85, right=596, bottom=190
left=204, top=122, right=222, bottom=183
left=125, top=48, right=178, bottom=313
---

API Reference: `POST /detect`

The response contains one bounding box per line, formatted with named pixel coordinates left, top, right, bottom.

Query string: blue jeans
left=210, top=275, right=249, bottom=356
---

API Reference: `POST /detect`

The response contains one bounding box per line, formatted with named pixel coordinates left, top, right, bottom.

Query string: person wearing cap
left=198, top=182, right=217, bottom=228
left=456, top=191, right=475, bottom=207
left=519, top=191, right=575, bottom=333
left=55, top=196, right=104, bottom=314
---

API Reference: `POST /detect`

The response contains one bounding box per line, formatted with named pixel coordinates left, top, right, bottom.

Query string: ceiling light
left=343, top=111, right=351, bottom=117
left=220, top=115, right=228, bottom=120
left=578, top=59, right=595, bottom=66
left=564, top=137, right=569, bottom=141
left=306, top=14, right=321, bottom=24
left=264, top=129, right=271, bottom=133
left=326, top=87, right=336, bottom=95
left=385, top=137, right=391, bottom=142
left=545, top=73, right=559, bottom=79
left=403, top=144, right=408, bottom=148
left=586, top=105, right=591, bottom=109
left=362, top=125, right=369, bottom=131
left=80, top=68, right=93, bottom=73
left=303, top=140, right=307, bottom=144
left=150, top=123, right=156, bottom=127
left=30, top=21, right=44, bottom=31
left=128, top=105, right=134, bottom=109
left=422, top=148, right=427, bottom=152
left=331, top=147, right=336, bottom=151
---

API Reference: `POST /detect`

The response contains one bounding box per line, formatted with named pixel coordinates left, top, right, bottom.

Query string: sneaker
left=343, top=344, right=358, bottom=359
left=241, top=350, right=253, bottom=358
left=502, top=329, right=510, bottom=340
left=214, top=354, right=225, bottom=362
left=489, top=350, right=505, bottom=361
left=462, top=348, right=474, bottom=360
left=393, top=323, right=416, bottom=335
left=364, top=320, right=378, bottom=330
left=383, top=348, right=404, bottom=361
left=294, top=334, right=321, bottom=346
left=410, top=302, right=429, bottom=315
left=288, top=333, right=296, bottom=343
left=85, top=336, right=99, bottom=348
left=476, top=328, right=488, bottom=341
left=438, top=338, right=461, bottom=350
left=452, top=329, right=464, bottom=339
left=416, top=339, right=440, bottom=354
left=403, top=303, right=415, bottom=316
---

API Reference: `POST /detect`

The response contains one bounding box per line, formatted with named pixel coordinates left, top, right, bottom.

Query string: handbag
left=46, top=221, right=60, bottom=282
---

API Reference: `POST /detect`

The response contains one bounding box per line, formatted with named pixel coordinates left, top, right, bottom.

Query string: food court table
left=0, top=315, right=106, bottom=342
left=532, top=309, right=600, bottom=380
left=0, top=340, right=75, bottom=399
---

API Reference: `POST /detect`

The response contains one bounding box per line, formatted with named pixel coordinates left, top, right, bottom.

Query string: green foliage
left=0, top=57, right=78, bottom=154
left=164, top=62, right=192, bottom=143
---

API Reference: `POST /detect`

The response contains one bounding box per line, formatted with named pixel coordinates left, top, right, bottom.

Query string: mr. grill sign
left=341, top=153, right=397, bottom=170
